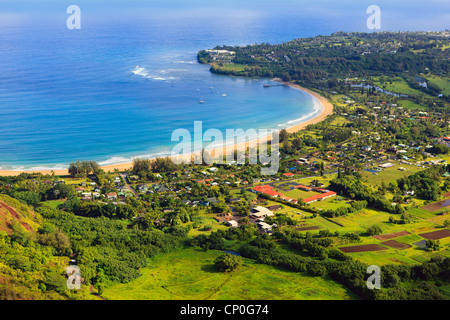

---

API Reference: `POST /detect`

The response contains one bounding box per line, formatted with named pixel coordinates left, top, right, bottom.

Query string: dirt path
left=89, top=285, right=107, bottom=300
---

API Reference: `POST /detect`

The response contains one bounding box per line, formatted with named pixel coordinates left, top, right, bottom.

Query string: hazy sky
left=0, top=0, right=448, bottom=32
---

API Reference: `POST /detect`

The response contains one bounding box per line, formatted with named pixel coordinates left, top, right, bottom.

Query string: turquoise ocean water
left=0, top=0, right=447, bottom=170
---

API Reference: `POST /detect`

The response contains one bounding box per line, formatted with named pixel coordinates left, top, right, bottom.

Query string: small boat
left=222, top=93, right=227, bottom=97
left=199, top=98, right=205, bottom=104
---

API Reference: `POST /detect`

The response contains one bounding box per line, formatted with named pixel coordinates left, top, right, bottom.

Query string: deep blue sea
left=0, top=0, right=448, bottom=170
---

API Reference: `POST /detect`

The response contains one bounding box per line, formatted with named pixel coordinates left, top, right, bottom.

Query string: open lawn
left=310, top=197, right=351, bottom=211
left=360, top=162, right=424, bottom=188
left=188, top=214, right=228, bottom=237
left=374, top=77, right=427, bottom=97
left=397, top=99, right=424, bottom=110
left=283, top=188, right=319, bottom=200
left=329, top=116, right=350, bottom=127
left=40, top=200, right=65, bottom=209
left=424, top=75, right=450, bottom=96
left=103, top=248, right=358, bottom=300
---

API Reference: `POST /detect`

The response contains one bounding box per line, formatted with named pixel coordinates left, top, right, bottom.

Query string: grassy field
left=397, top=99, right=424, bottom=110
left=424, top=75, right=450, bottom=96
left=328, top=116, right=350, bottom=127
left=188, top=211, right=228, bottom=237
left=103, top=248, right=358, bottom=300
left=283, top=188, right=319, bottom=200
left=212, top=63, right=247, bottom=72
left=360, top=161, right=423, bottom=188
left=40, top=200, right=65, bottom=209
left=373, top=77, right=426, bottom=97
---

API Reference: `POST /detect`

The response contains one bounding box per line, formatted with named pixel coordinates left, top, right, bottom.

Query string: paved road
left=120, top=173, right=139, bottom=199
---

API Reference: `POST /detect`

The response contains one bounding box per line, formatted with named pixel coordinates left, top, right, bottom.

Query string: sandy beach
left=0, top=81, right=333, bottom=177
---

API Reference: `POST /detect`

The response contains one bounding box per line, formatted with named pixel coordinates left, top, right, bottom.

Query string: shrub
left=214, top=253, right=243, bottom=272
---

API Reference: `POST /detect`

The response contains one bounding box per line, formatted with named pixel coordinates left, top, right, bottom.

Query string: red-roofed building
left=252, top=185, right=284, bottom=198
left=303, top=191, right=337, bottom=204
left=294, top=185, right=312, bottom=191
left=280, top=196, right=298, bottom=204
left=283, top=173, right=294, bottom=177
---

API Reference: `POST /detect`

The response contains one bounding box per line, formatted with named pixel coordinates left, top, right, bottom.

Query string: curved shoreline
left=0, top=80, right=333, bottom=177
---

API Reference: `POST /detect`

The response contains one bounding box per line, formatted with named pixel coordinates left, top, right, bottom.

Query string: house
left=252, top=185, right=283, bottom=198
left=251, top=206, right=274, bottom=219
left=107, top=192, right=117, bottom=200
left=298, top=158, right=309, bottom=164
left=137, top=184, right=148, bottom=192
left=303, top=191, right=337, bottom=204
left=310, top=180, right=324, bottom=187
left=157, top=186, right=170, bottom=193
left=267, top=205, right=282, bottom=211
left=207, top=198, right=219, bottom=204
left=226, top=220, right=238, bottom=227
left=280, top=196, right=298, bottom=204
left=283, top=172, right=294, bottom=177
left=82, top=193, right=92, bottom=201
left=294, top=184, right=312, bottom=191
left=379, top=163, right=395, bottom=169
left=257, top=222, right=273, bottom=233
left=229, top=198, right=241, bottom=203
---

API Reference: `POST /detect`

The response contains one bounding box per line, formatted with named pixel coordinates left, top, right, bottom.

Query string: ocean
left=0, top=0, right=448, bottom=170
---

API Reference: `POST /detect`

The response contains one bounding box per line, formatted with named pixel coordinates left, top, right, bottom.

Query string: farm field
left=280, top=201, right=450, bottom=266
left=103, top=248, right=358, bottom=300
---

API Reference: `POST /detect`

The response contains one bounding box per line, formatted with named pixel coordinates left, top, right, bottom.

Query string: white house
left=251, top=206, right=274, bottom=219
left=226, top=220, right=238, bottom=227
left=257, top=222, right=273, bottom=233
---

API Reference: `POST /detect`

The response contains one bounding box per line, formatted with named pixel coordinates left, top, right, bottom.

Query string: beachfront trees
left=279, top=129, right=289, bottom=143
left=152, top=157, right=180, bottom=173
left=132, top=158, right=152, bottom=178
left=68, top=160, right=100, bottom=177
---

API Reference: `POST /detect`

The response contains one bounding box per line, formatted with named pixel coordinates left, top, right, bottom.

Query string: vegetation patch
left=372, top=230, right=411, bottom=241
left=419, top=229, right=450, bottom=240
left=339, top=244, right=387, bottom=253
left=381, top=240, right=412, bottom=250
